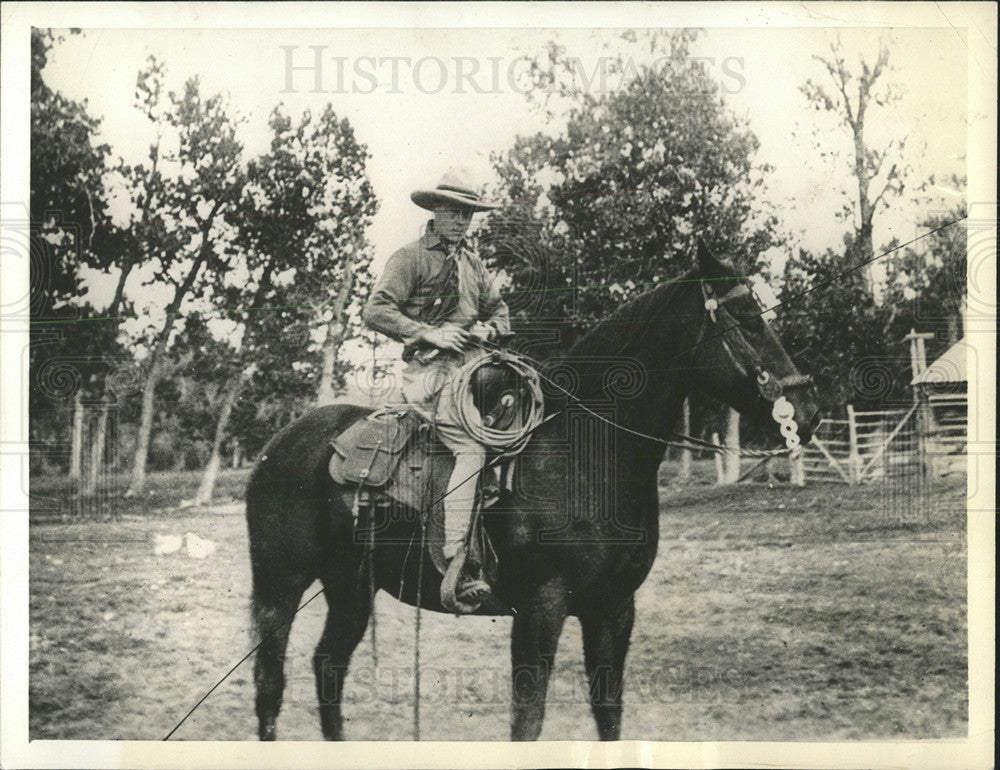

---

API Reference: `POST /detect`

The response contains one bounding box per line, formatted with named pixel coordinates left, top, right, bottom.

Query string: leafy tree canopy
left=479, top=29, right=779, bottom=351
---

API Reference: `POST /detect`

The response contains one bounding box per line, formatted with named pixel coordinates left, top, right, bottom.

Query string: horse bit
left=698, top=278, right=813, bottom=457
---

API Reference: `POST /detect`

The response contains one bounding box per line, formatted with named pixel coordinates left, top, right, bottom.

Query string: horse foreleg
left=509, top=578, right=568, bottom=741
left=580, top=594, right=635, bottom=741
left=313, top=572, right=371, bottom=740
left=252, top=577, right=310, bottom=741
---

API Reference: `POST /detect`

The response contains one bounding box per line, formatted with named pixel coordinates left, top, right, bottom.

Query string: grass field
left=28, top=465, right=967, bottom=741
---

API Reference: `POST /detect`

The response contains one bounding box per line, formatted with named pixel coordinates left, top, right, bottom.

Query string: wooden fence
left=923, top=391, right=968, bottom=475
left=802, top=405, right=922, bottom=485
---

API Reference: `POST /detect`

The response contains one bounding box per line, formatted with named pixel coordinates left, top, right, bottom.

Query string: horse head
left=689, top=241, right=820, bottom=447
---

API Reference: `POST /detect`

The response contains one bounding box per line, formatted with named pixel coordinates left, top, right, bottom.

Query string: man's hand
left=418, top=325, right=470, bottom=353
left=468, top=322, right=496, bottom=344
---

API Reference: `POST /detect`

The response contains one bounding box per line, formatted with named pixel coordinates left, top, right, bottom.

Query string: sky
left=42, top=25, right=969, bottom=261
left=35, top=22, right=973, bottom=369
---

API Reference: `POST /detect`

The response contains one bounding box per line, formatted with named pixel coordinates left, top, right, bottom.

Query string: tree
left=123, top=62, right=246, bottom=494
left=29, top=29, right=112, bottom=313
left=192, top=105, right=378, bottom=504
left=888, top=178, right=967, bottom=347
left=800, top=39, right=907, bottom=273
left=481, top=29, right=779, bottom=348
left=479, top=29, right=779, bottom=467
left=773, top=243, right=902, bottom=416
left=29, top=29, right=127, bottom=485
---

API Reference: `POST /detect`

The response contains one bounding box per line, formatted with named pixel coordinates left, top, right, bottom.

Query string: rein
left=475, top=275, right=812, bottom=459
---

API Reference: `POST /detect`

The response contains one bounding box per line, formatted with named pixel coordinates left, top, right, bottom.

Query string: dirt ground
left=29, top=468, right=968, bottom=741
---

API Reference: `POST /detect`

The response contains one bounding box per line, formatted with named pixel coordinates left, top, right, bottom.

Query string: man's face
left=433, top=204, right=473, bottom=243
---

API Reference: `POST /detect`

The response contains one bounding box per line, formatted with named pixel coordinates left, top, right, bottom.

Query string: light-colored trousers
left=399, top=351, right=485, bottom=561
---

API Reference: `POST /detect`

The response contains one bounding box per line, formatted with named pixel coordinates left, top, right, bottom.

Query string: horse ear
left=696, top=239, right=723, bottom=278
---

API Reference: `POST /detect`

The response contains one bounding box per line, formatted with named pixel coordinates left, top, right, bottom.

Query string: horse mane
left=567, top=269, right=697, bottom=359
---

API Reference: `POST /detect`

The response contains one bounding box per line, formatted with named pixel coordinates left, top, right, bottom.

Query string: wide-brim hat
left=411, top=168, right=499, bottom=212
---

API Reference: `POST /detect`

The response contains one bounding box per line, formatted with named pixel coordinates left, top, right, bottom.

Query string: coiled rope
left=469, top=340, right=796, bottom=459
left=448, top=351, right=546, bottom=454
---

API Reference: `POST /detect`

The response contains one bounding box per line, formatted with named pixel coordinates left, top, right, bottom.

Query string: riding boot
left=441, top=544, right=491, bottom=614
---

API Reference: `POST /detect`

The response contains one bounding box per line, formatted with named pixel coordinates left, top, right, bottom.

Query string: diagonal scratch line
left=161, top=216, right=965, bottom=735
left=667, top=216, right=967, bottom=364
left=163, top=587, right=324, bottom=740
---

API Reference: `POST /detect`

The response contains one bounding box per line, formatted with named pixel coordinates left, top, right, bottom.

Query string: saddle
left=328, top=409, right=425, bottom=488
left=328, top=409, right=508, bottom=580
left=328, top=355, right=537, bottom=606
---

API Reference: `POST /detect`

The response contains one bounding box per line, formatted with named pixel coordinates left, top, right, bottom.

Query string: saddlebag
left=329, top=410, right=425, bottom=487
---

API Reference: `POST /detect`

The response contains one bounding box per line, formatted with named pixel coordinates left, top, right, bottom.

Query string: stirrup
left=440, top=547, right=491, bottom=614
left=456, top=579, right=491, bottom=606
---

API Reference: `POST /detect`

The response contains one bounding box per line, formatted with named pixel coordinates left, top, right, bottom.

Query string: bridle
left=695, top=277, right=814, bottom=454
left=470, top=274, right=815, bottom=458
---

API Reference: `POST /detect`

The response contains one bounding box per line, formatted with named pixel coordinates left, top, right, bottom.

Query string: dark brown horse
left=245, top=245, right=820, bottom=741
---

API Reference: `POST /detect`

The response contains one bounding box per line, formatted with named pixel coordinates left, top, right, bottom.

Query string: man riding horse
left=361, top=168, right=509, bottom=614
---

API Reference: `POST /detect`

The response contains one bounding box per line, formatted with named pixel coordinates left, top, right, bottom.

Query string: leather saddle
left=328, top=361, right=528, bottom=579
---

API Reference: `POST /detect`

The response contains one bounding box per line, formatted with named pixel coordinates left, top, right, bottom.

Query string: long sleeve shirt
left=362, top=223, right=511, bottom=360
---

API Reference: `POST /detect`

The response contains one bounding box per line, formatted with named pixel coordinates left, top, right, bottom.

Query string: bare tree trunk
left=130, top=328, right=197, bottom=492
left=316, top=259, right=356, bottom=406
left=852, top=115, right=874, bottom=268
left=679, top=398, right=691, bottom=482
left=192, top=254, right=272, bottom=497
left=194, top=370, right=250, bottom=506
left=723, top=407, right=740, bottom=483
left=84, top=261, right=136, bottom=498
left=88, top=410, right=109, bottom=493
left=130, top=353, right=164, bottom=493
left=84, top=400, right=109, bottom=496
left=807, top=44, right=892, bottom=290
left=70, top=390, right=84, bottom=480
left=127, top=216, right=219, bottom=495
left=231, top=441, right=242, bottom=469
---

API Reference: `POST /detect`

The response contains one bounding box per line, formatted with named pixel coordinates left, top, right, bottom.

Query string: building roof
left=911, top=338, right=968, bottom=385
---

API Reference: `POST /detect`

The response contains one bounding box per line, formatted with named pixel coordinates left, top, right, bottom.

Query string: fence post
left=723, top=407, right=741, bottom=483
left=678, top=398, right=691, bottom=482
left=712, top=432, right=724, bottom=485
left=846, top=404, right=861, bottom=484
left=789, top=452, right=805, bottom=486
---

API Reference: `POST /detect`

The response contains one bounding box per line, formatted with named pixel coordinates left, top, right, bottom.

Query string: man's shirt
left=362, top=223, right=511, bottom=358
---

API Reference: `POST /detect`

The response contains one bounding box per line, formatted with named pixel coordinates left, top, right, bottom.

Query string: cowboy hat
left=411, top=167, right=499, bottom=212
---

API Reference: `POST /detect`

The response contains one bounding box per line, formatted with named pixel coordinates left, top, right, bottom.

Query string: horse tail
left=244, top=403, right=371, bottom=739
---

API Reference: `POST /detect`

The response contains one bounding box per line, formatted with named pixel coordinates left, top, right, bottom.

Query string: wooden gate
left=803, top=405, right=920, bottom=484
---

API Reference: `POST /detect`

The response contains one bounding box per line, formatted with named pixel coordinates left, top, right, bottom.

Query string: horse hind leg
left=313, top=572, right=372, bottom=740
left=251, top=577, right=311, bottom=741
